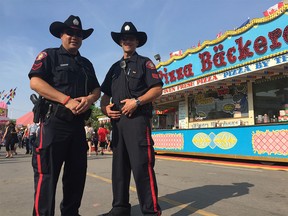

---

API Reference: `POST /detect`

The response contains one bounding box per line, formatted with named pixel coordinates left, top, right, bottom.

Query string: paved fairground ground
left=0, top=146, right=287, bottom=216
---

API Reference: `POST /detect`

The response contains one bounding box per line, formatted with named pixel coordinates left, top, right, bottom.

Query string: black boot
left=101, top=207, right=131, bottom=216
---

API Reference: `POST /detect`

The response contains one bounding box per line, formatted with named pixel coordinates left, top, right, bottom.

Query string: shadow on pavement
left=131, top=182, right=254, bottom=216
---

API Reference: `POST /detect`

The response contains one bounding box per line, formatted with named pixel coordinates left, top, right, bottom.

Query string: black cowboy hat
left=49, top=15, right=93, bottom=40
left=111, top=22, right=147, bottom=47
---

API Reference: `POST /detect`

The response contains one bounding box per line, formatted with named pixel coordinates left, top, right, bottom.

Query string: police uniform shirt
left=101, top=52, right=163, bottom=106
left=29, top=45, right=100, bottom=98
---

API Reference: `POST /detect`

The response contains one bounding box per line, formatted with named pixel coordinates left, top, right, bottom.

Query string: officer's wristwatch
left=135, top=98, right=141, bottom=107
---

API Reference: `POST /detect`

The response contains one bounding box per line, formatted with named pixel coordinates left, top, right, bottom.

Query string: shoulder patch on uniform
left=36, top=52, right=48, bottom=61
left=145, top=60, right=156, bottom=69
left=32, top=62, right=43, bottom=71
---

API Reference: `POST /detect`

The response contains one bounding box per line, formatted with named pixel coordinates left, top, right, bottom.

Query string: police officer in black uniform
left=28, top=15, right=100, bottom=216
left=100, top=22, right=163, bottom=216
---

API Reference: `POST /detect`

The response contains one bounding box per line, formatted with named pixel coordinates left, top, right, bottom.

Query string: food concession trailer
left=152, top=6, right=288, bottom=163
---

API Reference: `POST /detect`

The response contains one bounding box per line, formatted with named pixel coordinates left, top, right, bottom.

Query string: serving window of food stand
left=253, top=75, right=288, bottom=123
left=188, top=83, right=248, bottom=122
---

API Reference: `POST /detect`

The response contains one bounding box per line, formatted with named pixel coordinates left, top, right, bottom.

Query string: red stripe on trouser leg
left=34, top=123, right=44, bottom=216
left=146, top=126, right=158, bottom=213
left=35, top=174, right=43, bottom=216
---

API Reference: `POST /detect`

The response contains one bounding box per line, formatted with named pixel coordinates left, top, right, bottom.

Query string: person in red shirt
left=97, top=124, right=108, bottom=155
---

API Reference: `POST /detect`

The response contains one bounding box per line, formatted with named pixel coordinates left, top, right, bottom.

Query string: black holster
left=30, top=94, right=45, bottom=123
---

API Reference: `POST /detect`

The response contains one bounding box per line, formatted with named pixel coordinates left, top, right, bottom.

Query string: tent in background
left=16, top=111, right=34, bottom=126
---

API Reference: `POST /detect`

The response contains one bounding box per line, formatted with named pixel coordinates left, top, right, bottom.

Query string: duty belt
left=112, top=103, right=153, bottom=118
left=44, top=101, right=91, bottom=122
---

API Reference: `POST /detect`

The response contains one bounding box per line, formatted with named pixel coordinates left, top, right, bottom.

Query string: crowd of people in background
left=85, top=122, right=111, bottom=156
left=1, top=120, right=112, bottom=159
left=0, top=121, right=40, bottom=158
left=0, top=120, right=112, bottom=159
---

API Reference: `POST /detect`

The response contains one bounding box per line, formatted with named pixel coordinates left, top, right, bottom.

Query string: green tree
left=85, top=105, right=111, bottom=131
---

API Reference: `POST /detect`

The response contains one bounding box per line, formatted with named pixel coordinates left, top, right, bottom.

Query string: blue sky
left=0, top=0, right=281, bottom=119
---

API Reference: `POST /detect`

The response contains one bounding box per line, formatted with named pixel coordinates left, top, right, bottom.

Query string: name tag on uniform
left=60, top=64, right=69, bottom=67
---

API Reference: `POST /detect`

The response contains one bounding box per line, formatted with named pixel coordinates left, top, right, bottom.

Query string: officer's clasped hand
left=74, top=96, right=93, bottom=114
left=106, top=103, right=121, bottom=119
left=120, top=98, right=137, bottom=117
left=64, top=98, right=80, bottom=115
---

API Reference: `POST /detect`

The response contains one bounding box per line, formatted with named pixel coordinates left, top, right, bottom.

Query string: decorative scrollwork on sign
left=192, top=132, right=237, bottom=150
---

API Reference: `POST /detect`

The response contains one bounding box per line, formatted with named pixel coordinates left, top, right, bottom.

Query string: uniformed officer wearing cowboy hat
left=28, top=15, right=100, bottom=216
left=100, top=22, right=163, bottom=216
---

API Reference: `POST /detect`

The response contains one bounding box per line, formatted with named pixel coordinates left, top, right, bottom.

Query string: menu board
left=179, top=101, right=187, bottom=128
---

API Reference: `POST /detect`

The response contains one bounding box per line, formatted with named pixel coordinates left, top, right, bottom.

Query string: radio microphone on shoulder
left=120, top=60, right=126, bottom=70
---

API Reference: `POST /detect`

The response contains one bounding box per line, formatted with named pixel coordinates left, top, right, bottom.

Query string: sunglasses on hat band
left=64, top=29, right=83, bottom=38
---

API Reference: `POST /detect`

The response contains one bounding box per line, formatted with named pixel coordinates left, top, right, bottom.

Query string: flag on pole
left=0, top=87, right=17, bottom=105
left=2, top=93, right=7, bottom=100
left=216, top=32, right=223, bottom=38
left=263, top=2, right=284, bottom=17
left=10, top=87, right=16, bottom=98
left=236, top=17, right=250, bottom=30
left=0, top=90, right=4, bottom=98
left=170, top=50, right=183, bottom=58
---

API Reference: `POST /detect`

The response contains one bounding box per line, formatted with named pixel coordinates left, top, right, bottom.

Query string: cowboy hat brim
left=49, top=21, right=94, bottom=40
left=111, top=31, right=147, bottom=47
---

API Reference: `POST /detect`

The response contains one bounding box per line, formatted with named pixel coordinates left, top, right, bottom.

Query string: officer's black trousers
left=32, top=116, right=87, bottom=216
left=111, top=114, right=161, bottom=215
